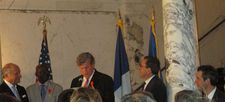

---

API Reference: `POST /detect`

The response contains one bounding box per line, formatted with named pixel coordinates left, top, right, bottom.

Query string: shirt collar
left=207, top=87, right=217, bottom=100
left=4, top=79, right=17, bottom=90
left=144, top=75, right=155, bottom=89
left=38, top=80, right=49, bottom=86
left=4, top=79, right=13, bottom=86
left=82, top=70, right=95, bottom=86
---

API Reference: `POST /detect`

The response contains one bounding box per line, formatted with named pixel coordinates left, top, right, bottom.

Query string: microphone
left=79, top=78, right=83, bottom=82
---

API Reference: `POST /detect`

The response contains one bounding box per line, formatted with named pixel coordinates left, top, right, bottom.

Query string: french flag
left=113, top=18, right=131, bottom=102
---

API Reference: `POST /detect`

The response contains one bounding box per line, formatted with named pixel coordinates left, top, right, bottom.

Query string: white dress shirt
left=144, top=75, right=155, bottom=90
left=81, top=70, right=95, bottom=87
left=207, top=87, right=217, bottom=101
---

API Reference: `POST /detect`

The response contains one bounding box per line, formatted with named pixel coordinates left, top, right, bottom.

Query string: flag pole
left=37, top=15, right=53, bottom=80
left=38, top=15, right=51, bottom=34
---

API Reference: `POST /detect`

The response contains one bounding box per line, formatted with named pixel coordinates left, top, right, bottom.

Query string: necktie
left=12, top=85, right=21, bottom=101
left=134, top=82, right=146, bottom=92
left=40, top=85, right=46, bottom=102
left=83, top=78, right=89, bottom=87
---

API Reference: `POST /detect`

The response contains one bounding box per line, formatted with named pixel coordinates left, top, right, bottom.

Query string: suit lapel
left=145, top=75, right=157, bottom=91
left=134, top=82, right=145, bottom=92
left=16, top=86, right=24, bottom=100
left=90, top=70, right=99, bottom=88
left=2, top=81, right=16, bottom=96
left=45, top=81, right=54, bottom=102
left=78, top=76, right=83, bottom=87
left=212, top=89, right=224, bottom=102
left=34, top=84, right=42, bottom=102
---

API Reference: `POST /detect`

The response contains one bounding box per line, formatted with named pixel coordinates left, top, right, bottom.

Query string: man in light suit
left=138, top=56, right=167, bottom=102
left=0, top=63, right=29, bottom=102
left=70, top=52, right=114, bottom=102
left=195, top=65, right=225, bottom=102
left=26, top=64, right=63, bottom=102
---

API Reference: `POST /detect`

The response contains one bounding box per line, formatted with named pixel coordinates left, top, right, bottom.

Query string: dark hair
left=35, top=64, right=50, bottom=76
left=76, top=52, right=95, bottom=66
left=144, top=56, right=160, bottom=74
left=197, top=65, right=218, bottom=86
left=58, top=89, right=74, bottom=102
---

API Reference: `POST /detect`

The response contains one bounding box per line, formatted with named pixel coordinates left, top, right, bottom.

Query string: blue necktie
left=40, top=85, right=46, bottom=102
left=12, top=85, right=21, bottom=101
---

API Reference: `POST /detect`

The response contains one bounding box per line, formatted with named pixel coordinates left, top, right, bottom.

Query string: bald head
left=2, top=63, right=21, bottom=85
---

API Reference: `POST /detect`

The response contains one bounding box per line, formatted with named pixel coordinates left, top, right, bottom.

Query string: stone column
left=162, top=0, right=199, bottom=102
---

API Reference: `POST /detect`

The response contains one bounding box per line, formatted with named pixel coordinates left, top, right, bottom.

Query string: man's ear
left=146, top=68, right=152, bottom=75
left=204, top=78, right=210, bottom=85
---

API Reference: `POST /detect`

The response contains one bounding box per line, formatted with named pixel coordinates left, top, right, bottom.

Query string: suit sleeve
left=71, top=77, right=81, bottom=88
left=102, top=76, right=115, bottom=102
left=70, top=78, right=76, bottom=88
left=18, top=86, right=30, bottom=102
left=54, top=84, right=63, bottom=102
left=26, top=87, right=32, bottom=102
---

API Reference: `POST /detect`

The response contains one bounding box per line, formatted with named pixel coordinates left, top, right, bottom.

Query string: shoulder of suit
left=0, top=82, right=7, bottom=91
left=16, top=84, right=26, bottom=90
left=0, top=82, right=5, bottom=87
left=216, top=89, right=225, bottom=96
left=73, top=75, right=82, bottom=79
left=26, top=83, right=37, bottom=90
left=95, top=70, right=113, bottom=80
left=49, top=81, right=63, bottom=89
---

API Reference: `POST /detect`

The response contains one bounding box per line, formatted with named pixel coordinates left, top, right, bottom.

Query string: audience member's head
left=35, top=64, right=50, bottom=84
left=70, top=87, right=102, bottom=102
left=2, top=63, right=22, bottom=85
left=0, top=94, right=20, bottom=102
left=58, top=89, right=75, bottom=102
left=195, top=65, right=218, bottom=94
left=122, top=91, right=156, bottom=102
left=175, top=90, right=209, bottom=102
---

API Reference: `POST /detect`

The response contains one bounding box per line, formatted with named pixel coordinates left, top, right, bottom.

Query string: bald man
left=0, top=63, right=29, bottom=102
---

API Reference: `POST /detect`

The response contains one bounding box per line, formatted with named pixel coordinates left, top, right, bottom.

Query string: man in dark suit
left=0, top=63, right=29, bottom=102
left=138, top=56, right=167, bottom=102
left=195, top=65, right=225, bottom=102
left=70, top=52, right=114, bottom=102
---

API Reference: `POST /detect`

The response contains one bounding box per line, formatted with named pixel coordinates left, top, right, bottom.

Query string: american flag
left=39, top=30, right=53, bottom=80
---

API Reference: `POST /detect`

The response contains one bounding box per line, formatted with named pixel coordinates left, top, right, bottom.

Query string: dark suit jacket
left=144, top=76, right=167, bottom=102
left=0, top=81, right=29, bottom=102
left=212, top=88, right=225, bottom=102
left=71, top=70, right=114, bottom=102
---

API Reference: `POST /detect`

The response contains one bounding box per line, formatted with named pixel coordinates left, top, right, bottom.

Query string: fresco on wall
left=122, top=16, right=145, bottom=89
